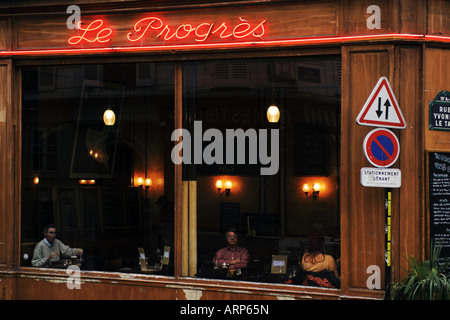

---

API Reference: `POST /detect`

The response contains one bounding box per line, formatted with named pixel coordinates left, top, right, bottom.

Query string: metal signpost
left=357, top=76, right=406, bottom=291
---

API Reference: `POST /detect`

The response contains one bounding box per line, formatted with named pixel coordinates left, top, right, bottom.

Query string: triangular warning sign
left=356, top=76, right=406, bottom=129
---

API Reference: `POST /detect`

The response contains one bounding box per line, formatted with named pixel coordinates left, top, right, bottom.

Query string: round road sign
left=363, top=128, right=400, bottom=168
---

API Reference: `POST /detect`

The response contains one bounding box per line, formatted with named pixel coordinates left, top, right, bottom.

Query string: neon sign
left=68, top=20, right=113, bottom=45
left=127, top=17, right=266, bottom=42
left=68, top=16, right=266, bottom=46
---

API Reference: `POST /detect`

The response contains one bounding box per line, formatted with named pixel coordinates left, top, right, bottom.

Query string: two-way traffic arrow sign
left=356, top=77, right=406, bottom=129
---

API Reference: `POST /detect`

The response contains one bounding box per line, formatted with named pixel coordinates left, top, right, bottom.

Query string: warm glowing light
left=216, top=180, right=232, bottom=195
left=302, top=184, right=311, bottom=193
left=136, top=177, right=144, bottom=186
left=126, top=17, right=266, bottom=43
left=267, top=105, right=280, bottom=123
left=224, top=180, right=232, bottom=190
left=79, top=179, right=95, bottom=185
left=1, top=33, right=446, bottom=58
left=33, top=177, right=39, bottom=185
left=68, top=20, right=112, bottom=45
left=144, top=178, right=152, bottom=187
left=302, top=182, right=321, bottom=200
left=103, top=109, right=116, bottom=126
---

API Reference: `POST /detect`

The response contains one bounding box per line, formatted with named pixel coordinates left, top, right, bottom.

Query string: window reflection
left=20, top=56, right=341, bottom=288
left=184, top=57, right=341, bottom=287
left=21, top=63, right=175, bottom=275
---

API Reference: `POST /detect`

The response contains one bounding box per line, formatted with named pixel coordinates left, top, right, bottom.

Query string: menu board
left=428, top=151, right=450, bottom=264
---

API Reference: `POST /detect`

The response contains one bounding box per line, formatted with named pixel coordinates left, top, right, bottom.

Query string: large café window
left=21, top=63, right=175, bottom=274
left=186, top=56, right=341, bottom=286
left=20, top=55, right=341, bottom=288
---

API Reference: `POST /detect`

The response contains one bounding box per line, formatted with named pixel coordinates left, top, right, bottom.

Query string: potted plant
left=386, top=242, right=450, bottom=300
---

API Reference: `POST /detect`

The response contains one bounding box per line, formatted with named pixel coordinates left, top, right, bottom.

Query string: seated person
left=214, top=229, right=249, bottom=270
left=32, top=224, right=83, bottom=267
left=298, top=232, right=340, bottom=288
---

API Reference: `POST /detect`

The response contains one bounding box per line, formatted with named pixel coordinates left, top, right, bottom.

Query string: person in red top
left=214, top=229, right=249, bottom=270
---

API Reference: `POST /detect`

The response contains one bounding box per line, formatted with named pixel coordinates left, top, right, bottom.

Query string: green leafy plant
left=386, top=243, right=450, bottom=300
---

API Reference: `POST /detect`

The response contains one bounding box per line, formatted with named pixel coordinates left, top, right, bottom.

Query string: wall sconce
left=216, top=179, right=232, bottom=196
left=137, top=177, right=152, bottom=190
left=103, top=108, right=116, bottom=126
left=267, top=105, right=280, bottom=123
left=302, top=183, right=320, bottom=200
left=33, top=176, right=39, bottom=185
left=144, top=178, right=152, bottom=190
left=79, top=179, right=95, bottom=185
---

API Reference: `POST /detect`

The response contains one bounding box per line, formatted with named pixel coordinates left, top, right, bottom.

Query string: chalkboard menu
left=428, top=151, right=450, bottom=264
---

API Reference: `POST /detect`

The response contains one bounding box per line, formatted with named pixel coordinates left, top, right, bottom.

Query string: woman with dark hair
left=299, top=233, right=340, bottom=288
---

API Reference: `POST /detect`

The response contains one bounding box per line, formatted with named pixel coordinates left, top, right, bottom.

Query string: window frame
left=15, top=47, right=342, bottom=297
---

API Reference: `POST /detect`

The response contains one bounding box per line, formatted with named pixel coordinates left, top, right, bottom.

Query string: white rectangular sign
left=360, top=167, right=401, bottom=188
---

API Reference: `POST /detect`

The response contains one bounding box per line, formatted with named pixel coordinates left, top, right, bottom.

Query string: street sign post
left=360, top=167, right=401, bottom=188
left=356, top=77, right=405, bottom=293
left=363, top=128, right=400, bottom=168
left=385, top=189, right=392, bottom=292
left=357, top=76, right=406, bottom=129
left=429, top=90, right=450, bottom=131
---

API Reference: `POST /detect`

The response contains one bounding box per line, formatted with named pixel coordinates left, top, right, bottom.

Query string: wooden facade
left=0, top=0, right=449, bottom=300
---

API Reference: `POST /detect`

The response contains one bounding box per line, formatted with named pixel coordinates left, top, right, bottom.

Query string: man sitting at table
left=214, top=229, right=249, bottom=270
left=32, top=224, right=83, bottom=267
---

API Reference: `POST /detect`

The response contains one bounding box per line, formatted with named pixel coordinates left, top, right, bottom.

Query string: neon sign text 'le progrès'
left=68, top=17, right=267, bottom=46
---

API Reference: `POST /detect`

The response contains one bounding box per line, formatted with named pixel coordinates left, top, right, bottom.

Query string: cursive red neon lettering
left=69, top=17, right=266, bottom=46
left=211, top=22, right=233, bottom=39
left=176, top=24, right=196, bottom=39
left=233, top=19, right=266, bottom=38
left=156, top=25, right=175, bottom=41
left=127, top=17, right=163, bottom=42
left=68, top=20, right=112, bottom=45
left=155, top=24, right=196, bottom=41
left=195, top=23, right=214, bottom=42
left=233, top=22, right=252, bottom=38
left=126, top=17, right=266, bottom=43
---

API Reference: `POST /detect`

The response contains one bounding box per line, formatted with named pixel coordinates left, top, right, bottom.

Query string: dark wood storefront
left=0, top=0, right=449, bottom=300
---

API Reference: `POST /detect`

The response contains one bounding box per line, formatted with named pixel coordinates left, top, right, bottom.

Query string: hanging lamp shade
left=103, top=108, right=116, bottom=126
left=267, top=105, right=280, bottom=123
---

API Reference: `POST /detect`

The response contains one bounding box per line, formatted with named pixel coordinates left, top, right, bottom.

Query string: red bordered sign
left=356, top=77, right=406, bottom=129
left=363, top=128, right=400, bottom=168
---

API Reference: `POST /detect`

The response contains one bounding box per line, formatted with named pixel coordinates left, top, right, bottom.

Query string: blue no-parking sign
left=363, top=128, right=400, bottom=168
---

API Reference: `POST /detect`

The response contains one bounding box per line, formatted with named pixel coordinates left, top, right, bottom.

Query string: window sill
left=15, top=267, right=343, bottom=300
